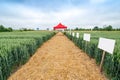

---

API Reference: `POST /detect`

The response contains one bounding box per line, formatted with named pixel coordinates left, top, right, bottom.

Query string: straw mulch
left=8, top=32, right=107, bottom=80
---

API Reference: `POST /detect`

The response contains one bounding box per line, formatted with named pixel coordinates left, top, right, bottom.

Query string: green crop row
left=64, top=31, right=120, bottom=80
left=0, top=31, right=56, bottom=80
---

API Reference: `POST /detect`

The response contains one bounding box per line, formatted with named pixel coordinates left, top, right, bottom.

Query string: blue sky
left=0, top=0, right=120, bottom=30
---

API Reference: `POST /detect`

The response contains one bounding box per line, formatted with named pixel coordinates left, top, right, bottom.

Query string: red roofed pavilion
left=53, top=23, right=67, bottom=31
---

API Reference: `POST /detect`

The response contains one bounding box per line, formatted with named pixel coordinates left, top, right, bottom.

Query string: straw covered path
left=8, top=32, right=107, bottom=80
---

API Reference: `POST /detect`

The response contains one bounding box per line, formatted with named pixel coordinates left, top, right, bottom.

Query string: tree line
left=74, top=25, right=120, bottom=31
left=0, top=25, right=35, bottom=32
left=0, top=25, right=13, bottom=32
left=19, top=28, right=34, bottom=31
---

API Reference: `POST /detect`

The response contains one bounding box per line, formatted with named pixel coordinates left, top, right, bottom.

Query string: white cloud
left=0, top=1, right=120, bottom=29
left=0, top=4, right=86, bottom=29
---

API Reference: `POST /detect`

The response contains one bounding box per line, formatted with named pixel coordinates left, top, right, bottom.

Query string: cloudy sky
left=0, top=0, right=120, bottom=30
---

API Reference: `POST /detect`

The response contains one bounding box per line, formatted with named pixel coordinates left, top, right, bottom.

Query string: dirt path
left=8, top=32, right=107, bottom=80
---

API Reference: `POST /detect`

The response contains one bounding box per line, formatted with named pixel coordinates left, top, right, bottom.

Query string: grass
left=0, top=31, right=55, bottom=80
left=65, top=31, right=120, bottom=80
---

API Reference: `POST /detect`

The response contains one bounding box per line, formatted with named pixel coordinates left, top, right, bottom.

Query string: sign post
left=83, top=33, right=91, bottom=52
left=98, top=37, right=115, bottom=72
left=100, top=50, right=106, bottom=72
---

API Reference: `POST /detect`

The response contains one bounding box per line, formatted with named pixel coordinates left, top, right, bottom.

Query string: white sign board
left=98, top=37, right=116, bottom=54
left=72, top=32, right=75, bottom=37
left=76, top=33, right=79, bottom=38
left=83, top=33, right=90, bottom=41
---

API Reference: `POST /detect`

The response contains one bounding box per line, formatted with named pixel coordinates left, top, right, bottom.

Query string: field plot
left=0, top=31, right=55, bottom=80
left=66, top=31, right=120, bottom=80
left=8, top=32, right=107, bottom=80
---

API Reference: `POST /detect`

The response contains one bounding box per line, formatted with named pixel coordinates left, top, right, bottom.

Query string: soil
left=8, top=32, right=107, bottom=80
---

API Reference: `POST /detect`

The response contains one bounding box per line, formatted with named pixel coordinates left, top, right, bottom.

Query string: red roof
left=54, top=23, right=67, bottom=30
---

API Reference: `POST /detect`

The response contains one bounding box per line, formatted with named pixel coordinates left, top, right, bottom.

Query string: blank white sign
left=83, top=33, right=90, bottom=41
left=76, top=33, right=79, bottom=38
left=72, top=32, right=75, bottom=37
left=98, top=37, right=116, bottom=54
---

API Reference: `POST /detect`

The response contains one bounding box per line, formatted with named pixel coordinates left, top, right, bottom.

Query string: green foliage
left=73, top=28, right=92, bottom=31
left=0, top=25, right=13, bottom=32
left=74, top=25, right=120, bottom=31
left=19, top=28, right=34, bottom=31
left=65, top=31, right=120, bottom=80
left=104, top=25, right=113, bottom=31
left=0, top=31, right=55, bottom=80
left=93, top=25, right=113, bottom=31
left=93, top=26, right=99, bottom=30
left=75, top=27, right=79, bottom=30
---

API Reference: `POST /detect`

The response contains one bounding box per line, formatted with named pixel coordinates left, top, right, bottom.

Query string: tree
left=0, top=25, right=5, bottom=31
left=75, top=27, right=79, bottom=31
left=46, top=28, right=49, bottom=31
left=7, top=27, right=13, bottom=32
left=36, top=28, right=39, bottom=30
left=93, top=26, right=99, bottom=30
left=0, top=25, right=13, bottom=32
left=104, top=25, right=112, bottom=31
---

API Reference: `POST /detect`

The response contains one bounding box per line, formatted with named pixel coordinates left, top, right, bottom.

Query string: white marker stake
left=98, top=37, right=115, bottom=72
left=69, top=31, right=71, bottom=35
left=72, top=32, right=75, bottom=37
left=83, top=33, right=91, bottom=52
left=76, top=33, right=79, bottom=38
left=69, top=29, right=71, bottom=35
